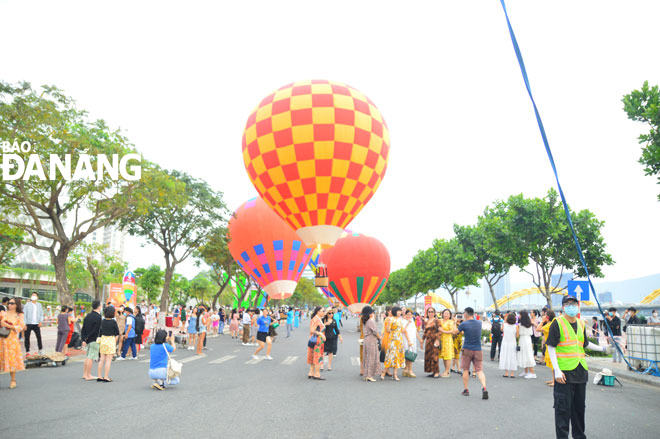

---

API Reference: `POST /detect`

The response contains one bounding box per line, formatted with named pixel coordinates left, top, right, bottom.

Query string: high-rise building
left=101, top=225, right=126, bottom=261
left=483, top=271, right=511, bottom=307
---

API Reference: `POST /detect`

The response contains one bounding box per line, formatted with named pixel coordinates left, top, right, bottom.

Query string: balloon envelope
left=242, top=80, right=390, bottom=247
left=325, top=233, right=390, bottom=313
left=228, top=197, right=312, bottom=300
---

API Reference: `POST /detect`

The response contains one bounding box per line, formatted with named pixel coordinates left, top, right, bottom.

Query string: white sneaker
left=524, top=373, right=537, bottom=379
left=252, top=355, right=259, bottom=360
left=131, top=357, right=138, bottom=360
left=519, top=372, right=527, bottom=377
left=188, top=346, right=194, bottom=350
left=265, top=355, right=273, bottom=360
left=242, top=343, right=248, bottom=346
left=116, top=357, right=126, bottom=361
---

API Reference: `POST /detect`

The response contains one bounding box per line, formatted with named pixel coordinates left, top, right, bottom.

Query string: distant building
left=483, top=271, right=510, bottom=307
left=598, top=291, right=613, bottom=304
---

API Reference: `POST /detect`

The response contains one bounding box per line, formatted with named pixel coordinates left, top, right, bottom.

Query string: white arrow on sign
left=574, top=285, right=583, bottom=295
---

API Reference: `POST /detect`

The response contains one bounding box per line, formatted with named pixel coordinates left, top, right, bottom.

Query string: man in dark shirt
left=606, top=307, right=623, bottom=363
left=80, top=300, right=102, bottom=380
left=623, top=307, right=640, bottom=332
left=458, top=307, right=488, bottom=399
left=547, top=296, right=609, bottom=439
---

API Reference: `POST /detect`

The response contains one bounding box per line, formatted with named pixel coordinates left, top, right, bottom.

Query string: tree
left=68, top=243, right=126, bottom=300
left=65, top=252, right=92, bottom=295
left=283, top=277, right=326, bottom=307
left=0, top=82, right=172, bottom=306
left=376, top=268, right=409, bottom=305
left=190, top=272, right=215, bottom=304
left=623, top=81, right=660, bottom=201
left=0, top=224, right=24, bottom=266
left=122, top=170, right=228, bottom=311
left=169, top=274, right=191, bottom=306
left=500, top=189, right=614, bottom=307
left=197, top=227, right=238, bottom=309
left=429, top=238, right=482, bottom=311
left=135, top=265, right=164, bottom=304
left=454, top=210, right=527, bottom=312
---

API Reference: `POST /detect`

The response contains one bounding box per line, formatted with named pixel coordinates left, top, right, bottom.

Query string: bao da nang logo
left=1, top=140, right=141, bottom=181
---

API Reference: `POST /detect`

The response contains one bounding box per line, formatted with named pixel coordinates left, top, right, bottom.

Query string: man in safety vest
left=547, top=295, right=610, bottom=439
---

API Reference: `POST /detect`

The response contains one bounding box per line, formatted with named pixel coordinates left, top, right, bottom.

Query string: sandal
left=393, top=375, right=400, bottom=381
left=380, top=374, right=386, bottom=381
left=103, top=378, right=113, bottom=382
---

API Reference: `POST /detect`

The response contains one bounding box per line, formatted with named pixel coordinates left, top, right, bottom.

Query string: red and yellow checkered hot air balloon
left=324, top=232, right=390, bottom=313
left=242, top=80, right=390, bottom=247
left=228, top=197, right=313, bottom=300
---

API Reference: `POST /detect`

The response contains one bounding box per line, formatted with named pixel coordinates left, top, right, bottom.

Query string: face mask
left=31, top=296, right=37, bottom=301
left=653, top=313, right=658, bottom=317
left=564, top=305, right=579, bottom=317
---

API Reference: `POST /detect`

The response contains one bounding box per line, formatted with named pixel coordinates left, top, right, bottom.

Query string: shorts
left=460, top=349, right=483, bottom=372
left=86, top=341, right=100, bottom=360
left=250, top=326, right=257, bottom=337
left=256, top=331, right=268, bottom=343
left=324, top=338, right=338, bottom=355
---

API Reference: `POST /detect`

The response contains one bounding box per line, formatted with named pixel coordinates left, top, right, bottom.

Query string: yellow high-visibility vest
left=555, top=315, right=588, bottom=371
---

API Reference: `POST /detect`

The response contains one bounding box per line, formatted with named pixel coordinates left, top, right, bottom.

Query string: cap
left=562, top=295, right=579, bottom=305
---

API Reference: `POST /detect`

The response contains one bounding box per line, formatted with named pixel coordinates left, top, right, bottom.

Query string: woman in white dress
left=499, top=312, right=518, bottom=377
left=517, top=311, right=536, bottom=378
left=402, top=309, right=423, bottom=378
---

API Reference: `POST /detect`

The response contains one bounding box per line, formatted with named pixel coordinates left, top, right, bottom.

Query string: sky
left=3, top=0, right=659, bottom=306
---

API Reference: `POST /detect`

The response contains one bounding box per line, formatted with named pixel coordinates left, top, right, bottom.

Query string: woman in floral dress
left=423, top=307, right=441, bottom=378
left=361, top=306, right=381, bottom=382
left=0, top=298, right=26, bottom=389
left=307, top=306, right=326, bottom=380
left=381, top=307, right=406, bottom=381
left=439, top=309, right=457, bottom=378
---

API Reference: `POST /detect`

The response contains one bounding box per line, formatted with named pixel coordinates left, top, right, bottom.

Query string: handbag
left=164, top=344, right=182, bottom=379
left=272, top=322, right=280, bottom=329
left=0, top=326, right=10, bottom=338
left=307, top=335, right=318, bottom=349
left=405, top=350, right=417, bottom=362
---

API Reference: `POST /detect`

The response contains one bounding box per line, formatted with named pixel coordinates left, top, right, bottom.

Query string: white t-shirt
left=242, top=313, right=251, bottom=325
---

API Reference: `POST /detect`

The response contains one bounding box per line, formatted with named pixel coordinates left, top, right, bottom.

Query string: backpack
left=491, top=318, right=502, bottom=336
left=135, top=314, right=145, bottom=333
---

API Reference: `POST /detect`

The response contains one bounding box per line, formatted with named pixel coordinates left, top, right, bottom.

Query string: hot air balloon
left=324, top=233, right=390, bottom=313
left=228, top=197, right=312, bottom=300
left=242, top=80, right=390, bottom=247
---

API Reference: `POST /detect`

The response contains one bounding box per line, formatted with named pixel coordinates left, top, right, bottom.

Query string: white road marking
left=179, top=354, right=206, bottom=363
left=280, top=356, right=298, bottom=365
left=245, top=357, right=264, bottom=365
left=209, top=355, right=236, bottom=364
left=351, top=357, right=361, bottom=366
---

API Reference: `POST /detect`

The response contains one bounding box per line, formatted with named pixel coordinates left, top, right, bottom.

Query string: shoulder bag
left=164, top=344, right=182, bottom=379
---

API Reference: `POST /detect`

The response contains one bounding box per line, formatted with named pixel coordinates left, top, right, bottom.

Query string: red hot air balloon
left=324, top=233, right=390, bottom=313
left=228, top=197, right=313, bottom=300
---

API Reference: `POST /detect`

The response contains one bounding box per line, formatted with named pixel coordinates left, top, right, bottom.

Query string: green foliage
left=376, top=268, right=409, bottom=305
left=169, top=273, right=191, bottom=306
left=282, top=277, right=326, bottom=307
left=190, top=271, right=215, bottom=303
left=429, top=238, right=482, bottom=311
left=0, top=223, right=24, bottom=265
left=65, top=252, right=92, bottom=293
left=0, top=81, right=174, bottom=306
left=197, top=226, right=239, bottom=308
left=135, top=265, right=164, bottom=304
left=121, top=170, right=228, bottom=310
left=68, top=243, right=127, bottom=300
left=623, top=81, right=660, bottom=201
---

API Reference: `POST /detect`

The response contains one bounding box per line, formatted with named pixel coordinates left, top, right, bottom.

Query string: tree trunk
left=160, top=262, right=175, bottom=311
left=53, top=251, right=73, bottom=306
left=449, top=290, right=458, bottom=312
left=488, top=282, right=500, bottom=312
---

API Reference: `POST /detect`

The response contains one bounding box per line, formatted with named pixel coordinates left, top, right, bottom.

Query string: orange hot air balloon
left=242, top=80, right=390, bottom=247
left=228, top=197, right=313, bottom=300
left=324, top=233, right=390, bottom=313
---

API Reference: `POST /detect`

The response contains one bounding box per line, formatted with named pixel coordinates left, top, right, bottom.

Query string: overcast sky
left=3, top=0, right=659, bottom=305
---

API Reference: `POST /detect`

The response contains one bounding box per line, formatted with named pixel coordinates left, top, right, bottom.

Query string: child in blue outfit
left=149, top=330, right=179, bottom=390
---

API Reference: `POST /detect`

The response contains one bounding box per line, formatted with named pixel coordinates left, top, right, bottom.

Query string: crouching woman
left=149, top=329, right=179, bottom=390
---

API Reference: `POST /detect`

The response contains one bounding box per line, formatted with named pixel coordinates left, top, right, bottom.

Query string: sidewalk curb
left=586, top=359, right=660, bottom=389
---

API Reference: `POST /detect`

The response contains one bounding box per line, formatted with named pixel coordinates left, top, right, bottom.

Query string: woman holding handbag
left=402, top=309, right=422, bottom=378
left=306, top=306, right=326, bottom=380
left=381, top=307, right=406, bottom=381
left=0, top=297, right=26, bottom=389
left=149, top=329, right=179, bottom=390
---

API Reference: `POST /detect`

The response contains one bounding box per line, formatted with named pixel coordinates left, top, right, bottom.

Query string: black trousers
left=553, top=381, right=586, bottom=439
left=25, top=324, right=43, bottom=351
left=490, top=334, right=502, bottom=360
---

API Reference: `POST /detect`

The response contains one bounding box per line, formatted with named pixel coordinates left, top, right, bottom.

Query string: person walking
left=547, top=296, right=608, bottom=439
left=452, top=313, right=464, bottom=374
left=0, top=297, right=26, bottom=389
left=517, top=311, right=536, bottom=378
left=361, top=306, right=381, bottom=382
left=250, top=309, right=259, bottom=346
left=173, top=305, right=180, bottom=329
left=149, top=329, right=179, bottom=390
left=381, top=307, right=406, bottom=381
left=98, top=306, right=120, bottom=382
left=63, top=306, right=76, bottom=357
left=423, top=307, right=441, bottom=378
left=134, top=307, right=145, bottom=353
left=489, top=311, right=503, bottom=361
left=605, top=307, right=623, bottom=363
left=116, top=305, right=126, bottom=357
left=179, top=305, right=187, bottom=333
left=241, top=308, right=252, bottom=345
left=218, top=308, right=226, bottom=335
left=307, top=306, right=326, bottom=380
left=118, top=307, right=137, bottom=360
left=187, top=309, right=198, bottom=350
left=402, top=309, right=422, bottom=378
left=531, top=310, right=542, bottom=359
left=457, top=307, right=488, bottom=399
left=55, top=305, right=70, bottom=353
left=499, top=313, right=518, bottom=378
left=80, top=300, right=102, bottom=380
left=439, top=309, right=457, bottom=378
left=229, top=308, right=239, bottom=339
left=286, top=307, right=294, bottom=338
left=253, top=308, right=273, bottom=360
left=294, top=308, right=300, bottom=329
left=196, top=306, right=208, bottom=355
left=23, top=292, right=44, bottom=356
left=322, top=309, right=342, bottom=371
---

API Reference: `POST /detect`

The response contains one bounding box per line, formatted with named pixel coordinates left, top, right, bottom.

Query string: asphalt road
left=2, top=316, right=659, bottom=439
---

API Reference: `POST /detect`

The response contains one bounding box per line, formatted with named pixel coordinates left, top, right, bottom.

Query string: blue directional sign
left=567, top=280, right=590, bottom=301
